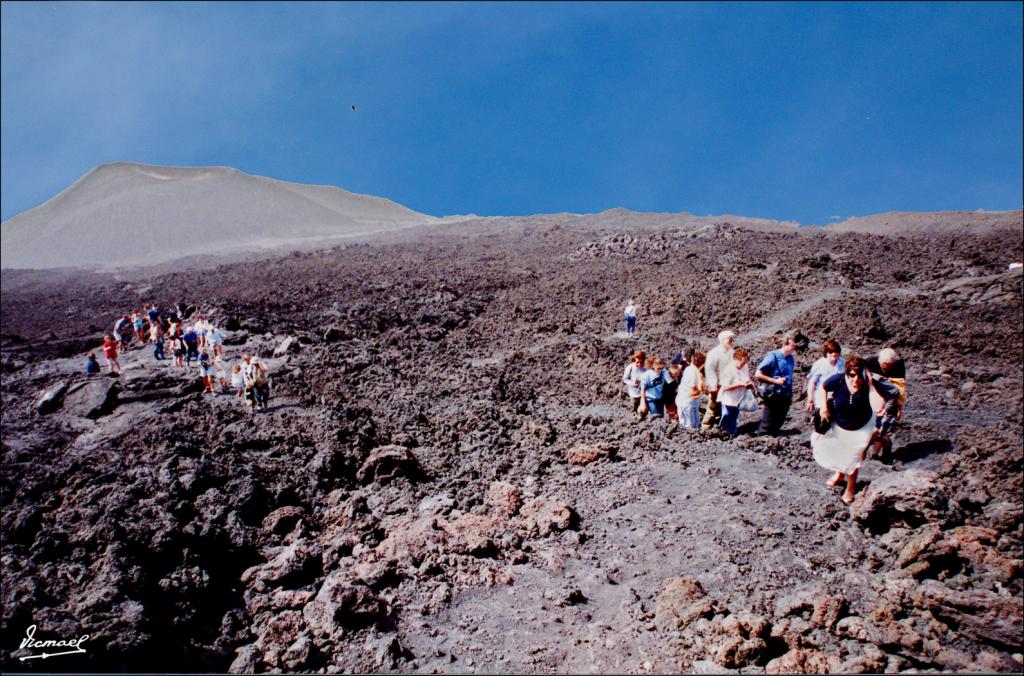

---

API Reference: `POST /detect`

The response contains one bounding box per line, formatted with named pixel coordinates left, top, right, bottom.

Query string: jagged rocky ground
left=1, top=218, right=1022, bottom=673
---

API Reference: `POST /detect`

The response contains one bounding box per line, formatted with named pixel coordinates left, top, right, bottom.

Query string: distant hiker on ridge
left=623, top=300, right=637, bottom=336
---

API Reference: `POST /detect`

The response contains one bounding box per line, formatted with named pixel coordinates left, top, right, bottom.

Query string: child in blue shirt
left=640, top=356, right=668, bottom=418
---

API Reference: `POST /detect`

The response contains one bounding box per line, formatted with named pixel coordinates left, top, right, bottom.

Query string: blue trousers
left=720, top=404, right=740, bottom=437
left=681, top=399, right=701, bottom=429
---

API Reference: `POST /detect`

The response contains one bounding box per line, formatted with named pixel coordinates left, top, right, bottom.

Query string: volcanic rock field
left=2, top=216, right=1022, bottom=673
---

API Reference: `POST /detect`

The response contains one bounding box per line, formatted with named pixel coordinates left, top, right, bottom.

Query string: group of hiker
left=86, top=304, right=272, bottom=412
left=621, top=317, right=908, bottom=504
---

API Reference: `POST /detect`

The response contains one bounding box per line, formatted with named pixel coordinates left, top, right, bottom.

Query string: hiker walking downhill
left=718, top=348, right=753, bottom=438
left=753, top=335, right=797, bottom=436
left=244, top=356, right=270, bottom=412
left=865, top=347, right=907, bottom=460
left=677, top=351, right=706, bottom=430
left=623, top=300, right=637, bottom=336
left=114, top=316, right=131, bottom=352
left=812, top=357, right=900, bottom=504
left=102, top=335, right=121, bottom=374
left=198, top=349, right=215, bottom=393
left=701, top=330, right=735, bottom=429
left=663, top=354, right=685, bottom=430
left=208, top=325, right=225, bottom=358
left=622, top=350, right=648, bottom=420
left=805, top=339, right=844, bottom=413
left=639, top=356, right=668, bottom=420
left=183, top=325, right=199, bottom=367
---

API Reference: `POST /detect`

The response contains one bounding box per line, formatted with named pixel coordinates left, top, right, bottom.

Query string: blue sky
left=2, top=1, right=1021, bottom=224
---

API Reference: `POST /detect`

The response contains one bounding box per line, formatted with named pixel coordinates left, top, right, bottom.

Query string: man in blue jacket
left=754, top=335, right=797, bottom=436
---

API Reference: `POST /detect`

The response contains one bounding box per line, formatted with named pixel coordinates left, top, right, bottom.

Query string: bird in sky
left=352, top=105, right=357, bottom=111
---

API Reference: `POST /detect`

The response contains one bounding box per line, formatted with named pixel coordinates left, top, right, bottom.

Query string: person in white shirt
left=621, top=350, right=648, bottom=420
left=623, top=301, right=637, bottom=336
left=701, top=330, right=735, bottom=429
left=194, top=316, right=208, bottom=349
left=213, top=356, right=228, bottom=393
left=677, top=351, right=706, bottom=429
left=231, top=364, right=245, bottom=398
left=718, top=348, right=753, bottom=437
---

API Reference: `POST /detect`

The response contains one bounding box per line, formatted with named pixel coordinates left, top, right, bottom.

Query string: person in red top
left=102, top=334, right=121, bottom=374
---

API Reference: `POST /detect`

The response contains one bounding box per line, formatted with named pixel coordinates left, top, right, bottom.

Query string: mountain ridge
left=3, top=162, right=1021, bottom=270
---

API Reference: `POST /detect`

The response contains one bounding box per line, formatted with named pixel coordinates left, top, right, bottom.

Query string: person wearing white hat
left=701, top=330, right=735, bottom=429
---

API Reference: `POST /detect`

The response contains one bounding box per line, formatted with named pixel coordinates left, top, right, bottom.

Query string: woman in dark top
left=811, top=357, right=899, bottom=504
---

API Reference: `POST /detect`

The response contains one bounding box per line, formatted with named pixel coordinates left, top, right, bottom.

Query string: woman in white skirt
left=812, top=357, right=900, bottom=504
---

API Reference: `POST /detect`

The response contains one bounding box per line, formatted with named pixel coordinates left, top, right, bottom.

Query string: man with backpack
left=753, top=335, right=797, bottom=436
left=244, top=355, right=271, bottom=412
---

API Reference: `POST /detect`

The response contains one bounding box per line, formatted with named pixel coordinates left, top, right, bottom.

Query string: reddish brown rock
left=519, top=497, right=576, bottom=536
left=486, top=481, right=523, bottom=516
left=810, top=595, right=847, bottom=630
left=262, top=506, right=305, bottom=535
left=566, top=442, right=614, bottom=465
left=374, top=514, right=447, bottom=566
left=443, top=513, right=500, bottom=556
left=655, top=578, right=720, bottom=631
left=836, top=643, right=887, bottom=674
left=765, top=649, right=841, bottom=674
left=943, top=525, right=1022, bottom=582
left=713, top=635, right=767, bottom=669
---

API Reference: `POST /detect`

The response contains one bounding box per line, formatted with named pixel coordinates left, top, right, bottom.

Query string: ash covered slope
left=0, top=162, right=438, bottom=270
left=1, top=217, right=1022, bottom=673
left=826, top=210, right=1023, bottom=235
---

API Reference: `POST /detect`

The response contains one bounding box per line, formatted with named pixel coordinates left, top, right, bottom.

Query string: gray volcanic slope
left=825, top=209, right=1023, bottom=235
left=0, top=163, right=438, bottom=270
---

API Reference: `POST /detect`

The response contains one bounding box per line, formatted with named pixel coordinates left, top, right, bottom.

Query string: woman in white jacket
left=621, top=350, right=648, bottom=420
left=676, top=351, right=706, bottom=429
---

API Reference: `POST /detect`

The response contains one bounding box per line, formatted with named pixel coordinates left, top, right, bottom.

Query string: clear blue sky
left=2, top=1, right=1022, bottom=224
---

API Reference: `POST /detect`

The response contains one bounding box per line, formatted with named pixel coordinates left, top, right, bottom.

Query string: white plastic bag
left=739, top=389, right=759, bottom=413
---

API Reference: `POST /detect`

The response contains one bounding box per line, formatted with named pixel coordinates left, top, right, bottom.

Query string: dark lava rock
left=850, top=468, right=955, bottom=533
left=356, top=445, right=420, bottom=484
left=912, top=580, right=1023, bottom=648
left=35, top=380, right=69, bottom=414
left=303, top=572, right=385, bottom=634
left=61, top=378, right=120, bottom=418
